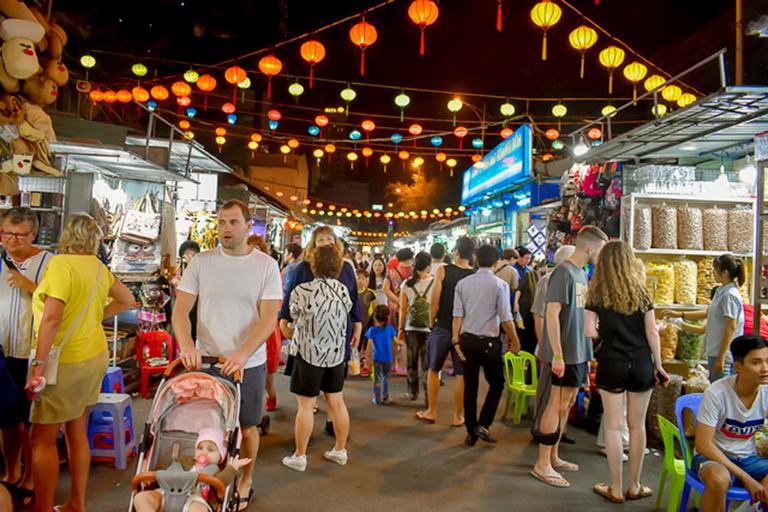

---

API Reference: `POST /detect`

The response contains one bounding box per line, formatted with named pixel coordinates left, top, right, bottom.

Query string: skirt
left=30, top=350, right=109, bottom=425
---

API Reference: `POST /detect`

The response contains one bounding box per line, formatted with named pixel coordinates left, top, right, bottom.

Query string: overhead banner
left=461, top=124, right=532, bottom=205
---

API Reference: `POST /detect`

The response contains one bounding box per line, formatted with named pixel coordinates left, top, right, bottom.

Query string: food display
left=702, top=207, right=728, bottom=251
left=652, top=205, right=678, bottom=249
left=677, top=205, right=703, bottom=250
left=677, top=327, right=704, bottom=362
left=659, top=321, right=678, bottom=361
left=646, top=262, right=675, bottom=305
left=697, top=258, right=718, bottom=305
left=728, top=207, right=754, bottom=254
left=673, top=260, right=698, bottom=305
left=633, top=206, right=652, bottom=250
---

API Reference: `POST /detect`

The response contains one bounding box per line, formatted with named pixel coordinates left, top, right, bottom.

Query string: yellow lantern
left=80, top=54, right=96, bottom=69
left=380, top=153, right=391, bottom=173
left=347, top=152, right=358, bottom=162
left=622, top=61, right=648, bottom=104
left=215, top=136, right=226, bottom=145
left=250, top=133, right=262, bottom=143
left=601, top=105, right=617, bottom=118
left=677, top=93, right=696, bottom=108
left=598, top=46, right=626, bottom=94
left=248, top=141, right=259, bottom=150
left=313, top=149, right=324, bottom=158
left=552, top=103, right=567, bottom=118
left=280, top=145, right=291, bottom=155
left=446, top=158, right=458, bottom=177
left=643, top=74, right=666, bottom=93
left=530, top=0, right=562, bottom=61
left=652, top=104, right=667, bottom=118
left=568, top=26, right=598, bottom=78
left=661, top=84, right=682, bottom=103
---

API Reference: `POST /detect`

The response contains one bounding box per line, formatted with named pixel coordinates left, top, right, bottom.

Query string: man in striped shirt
left=0, top=208, right=51, bottom=496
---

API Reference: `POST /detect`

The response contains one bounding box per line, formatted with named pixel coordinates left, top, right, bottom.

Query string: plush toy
left=0, top=18, right=45, bottom=79
left=42, top=58, right=67, bottom=86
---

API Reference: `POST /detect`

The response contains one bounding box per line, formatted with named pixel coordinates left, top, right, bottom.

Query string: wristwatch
left=30, top=358, right=45, bottom=367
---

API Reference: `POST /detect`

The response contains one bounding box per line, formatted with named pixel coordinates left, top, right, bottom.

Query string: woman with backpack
left=399, top=252, right=434, bottom=401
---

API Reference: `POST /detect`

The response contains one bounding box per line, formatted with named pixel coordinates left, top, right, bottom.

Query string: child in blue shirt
left=365, top=305, right=398, bottom=405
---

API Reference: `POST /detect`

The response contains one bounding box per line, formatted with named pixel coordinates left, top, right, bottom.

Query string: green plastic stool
left=656, top=414, right=694, bottom=512
left=501, top=351, right=538, bottom=423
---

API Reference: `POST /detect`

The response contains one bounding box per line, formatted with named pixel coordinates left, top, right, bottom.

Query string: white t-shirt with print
left=178, top=247, right=282, bottom=369
left=697, top=375, right=768, bottom=459
left=402, top=276, right=435, bottom=332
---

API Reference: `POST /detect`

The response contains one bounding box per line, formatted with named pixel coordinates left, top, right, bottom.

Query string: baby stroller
left=129, top=357, right=241, bottom=511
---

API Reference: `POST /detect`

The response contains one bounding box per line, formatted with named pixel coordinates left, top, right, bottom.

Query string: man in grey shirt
left=453, top=245, right=520, bottom=446
left=532, top=226, right=607, bottom=488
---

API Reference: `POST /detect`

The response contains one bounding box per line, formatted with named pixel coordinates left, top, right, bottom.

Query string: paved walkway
left=59, top=372, right=669, bottom=511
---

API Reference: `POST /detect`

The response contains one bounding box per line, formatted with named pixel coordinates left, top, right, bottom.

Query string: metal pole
left=753, top=160, right=765, bottom=334
left=736, top=0, right=744, bottom=86
left=145, top=113, right=154, bottom=160
left=719, top=52, right=728, bottom=90
left=167, top=128, right=174, bottom=170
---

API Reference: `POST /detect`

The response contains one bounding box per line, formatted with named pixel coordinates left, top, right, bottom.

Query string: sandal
left=415, top=411, right=436, bottom=424
left=553, top=460, right=579, bottom=472
left=594, top=483, right=625, bottom=504
left=530, top=470, right=570, bottom=488
left=451, top=417, right=465, bottom=427
left=625, top=484, right=653, bottom=500
left=236, top=489, right=254, bottom=511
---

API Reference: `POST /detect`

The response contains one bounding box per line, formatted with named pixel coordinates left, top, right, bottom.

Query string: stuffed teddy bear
left=14, top=75, right=59, bottom=176
left=0, top=18, right=45, bottom=79
left=42, top=57, right=67, bottom=86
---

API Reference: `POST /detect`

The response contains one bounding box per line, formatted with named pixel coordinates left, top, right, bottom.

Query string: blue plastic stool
left=101, top=366, right=124, bottom=394
left=87, top=393, right=136, bottom=470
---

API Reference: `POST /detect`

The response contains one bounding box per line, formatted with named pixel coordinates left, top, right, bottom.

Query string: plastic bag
left=348, top=347, right=361, bottom=376
left=702, top=208, right=728, bottom=251
left=677, top=328, right=704, bottom=362
left=634, top=206, right=652, bottom=250
left=697, top=259, right=718, bottom=305
left=652, top=205, right=677, bottom=249
left=728, top=208, right=754, bottom=254
left=646, top=263, right=675, bottom=305
left=677, top=205, right=703, bottom=250
left=673, top=260, right=698, bottom=305
left=659, top=321, right=678, bottom=361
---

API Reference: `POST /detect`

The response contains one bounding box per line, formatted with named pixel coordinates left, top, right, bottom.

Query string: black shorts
left=596, top=356, right=654, bottom=393
left=290, top=354, right=345, bottom=398
left=550, top=362, right=589, bottom=388
left=0, top=357, right=31, bottom=428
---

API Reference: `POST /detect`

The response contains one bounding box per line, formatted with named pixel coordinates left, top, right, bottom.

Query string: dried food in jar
left=673, top=260, right=698, bottom=305
left=727, top=208, right=754, bottom=254
left=633, top=206, right=652, bottom=250
left=646, top=262, right=675, bottom=305
left=702, top=207, right=728, bottom=251
left=677, top=205, right=703, bottom=250
left=652, top=205, right=677, bottom=249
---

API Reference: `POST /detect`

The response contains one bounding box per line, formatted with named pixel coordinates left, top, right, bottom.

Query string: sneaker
left=372, top=398, right=381, bottom=405
left=282, top=454, right=307, bottom=472
left=323, top=448, right=348, bottom=466
left=266, top=396, right=277, bottom=412
left=360, top=367, right=371, bottom=377
left=600, top=448, right=629, bottom=462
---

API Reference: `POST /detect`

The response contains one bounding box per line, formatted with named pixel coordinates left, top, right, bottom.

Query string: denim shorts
left=708, top=354, right=733, bottom=383
left=692, top=453, right=768, bottom=483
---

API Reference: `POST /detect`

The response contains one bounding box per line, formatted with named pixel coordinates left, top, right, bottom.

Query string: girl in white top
left=368, top=257, right=388, bottom=306
left=399, top=252, right=435, bottom=401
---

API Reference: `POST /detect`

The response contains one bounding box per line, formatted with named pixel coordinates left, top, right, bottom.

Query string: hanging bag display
left=119, top=193, right=161, bottom=244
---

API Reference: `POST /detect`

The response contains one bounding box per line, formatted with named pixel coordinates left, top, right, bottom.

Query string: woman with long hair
left=399, top=252, right=434, bottom=401
left=585, top=240, right=668, bottom=504
left=664, top=254, right=745, bottom=382
left=26, top=214, right=134, bottom=512
left=368, top=256, right=388, bottom=306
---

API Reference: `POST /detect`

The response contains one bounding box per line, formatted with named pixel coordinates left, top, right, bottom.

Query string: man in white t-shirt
left=694, top=334, right=768, bottom=511
left=173, top=200, right=282, bottom=508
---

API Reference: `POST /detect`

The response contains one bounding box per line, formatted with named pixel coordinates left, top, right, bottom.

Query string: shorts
left=692, top=454, right=768, bottom=483
left=550, top=361, right=589, bottom=388
left=290, top=354, right=345, bottom=398
left=31, top=350, right=109, bottom=425
left=209, top=363, right=266, bottom=428
left=427, top=326, right=465, bottom=375
left=596, top=356, right=654, bottom=393
left=157, top=490, right=213, bottom=512
left=266, top=331, right=281, bottom=375
left=0, top=356, right=32, bottom=428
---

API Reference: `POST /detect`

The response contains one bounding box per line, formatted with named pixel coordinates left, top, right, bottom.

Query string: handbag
left=119, top=194, right=161, bottom=244
left=28, top=265, right=103, bottom=385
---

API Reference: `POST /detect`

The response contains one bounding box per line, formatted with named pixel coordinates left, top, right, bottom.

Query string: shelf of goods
left=623, top=193, right=755, bottom=309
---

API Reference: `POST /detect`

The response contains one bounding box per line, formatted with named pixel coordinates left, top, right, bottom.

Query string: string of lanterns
left=299, top=199, right=466, bottom=222
left=350, top=231, right=411, bottom=238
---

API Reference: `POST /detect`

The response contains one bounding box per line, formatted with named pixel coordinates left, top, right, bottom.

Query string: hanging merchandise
left=118, top=193, right=161, bottom=244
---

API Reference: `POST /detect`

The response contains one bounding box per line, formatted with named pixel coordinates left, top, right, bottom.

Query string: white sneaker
left=282, top=453, right=307, bottom=472
left=600, top=448, right=629, bottom=462
left=323, top=448, right=348, bottom=466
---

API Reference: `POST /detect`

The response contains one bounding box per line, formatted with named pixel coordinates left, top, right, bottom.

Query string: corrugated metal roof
left=124, top=136, right=232, bottom=175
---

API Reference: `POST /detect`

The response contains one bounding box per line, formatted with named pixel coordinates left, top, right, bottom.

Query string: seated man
left=694, top=334, right=768, bottom=512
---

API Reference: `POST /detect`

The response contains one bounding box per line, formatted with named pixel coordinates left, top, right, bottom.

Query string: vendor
left=663, top=254, right=745, bottom=383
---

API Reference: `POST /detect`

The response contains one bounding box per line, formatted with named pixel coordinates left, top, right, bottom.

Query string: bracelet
left=553, top=354, right=564, bottom=362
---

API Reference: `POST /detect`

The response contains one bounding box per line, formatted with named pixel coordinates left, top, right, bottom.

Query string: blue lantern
left=308, top=126, right=320, bottom=137
left=186, top=107, right=197, bottom=118
left=227, top=114, right=238, bottom=125
left=147, top=100, right=157, bottom=112
left=430, top=136, right=443, bottom=147
left=349, top=129, right=362, bottom=141
left=471, top=137, right=484, bottom=149
left=268, top=120, right=279, bottom=131
left=390, top=133, right=403, bottom=145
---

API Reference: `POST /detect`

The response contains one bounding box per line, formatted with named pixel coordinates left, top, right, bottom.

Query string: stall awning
left=580, top=87, right=768, bottom=162
left=50, top=142, right=196, bottom=183
left=124, top=136, right=232, bottom=176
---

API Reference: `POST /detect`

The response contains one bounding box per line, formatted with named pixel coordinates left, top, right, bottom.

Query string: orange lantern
left=132, top=86, right=149, bottom=102
left=454, top=126, right=468, bottom=149
left=545, top=128, right=560, bottom=140
left=472, top=154, right=482, bottom=163
left=300, top=40, right=326, bottom=88
left=267, top=109, right=281, bottom=121
left=215, top=127, right=227, bottom=137
left=361, top=119, right=376, bottom=132
left=103, top=90, right=117, bottom=104
left=224, top=65, right=247, bottom=103
left=171, top=81, right=191, bottom=98
left=324, top=143, right=336, bottom=154
left=362, top=147, right=374, bottom=157
left=116, top=89, right=132, bottom=103
left=408, top=123, right=423, bottom=136
left=89, top=89, right=103, bottom=104
left=258, top=54, right=282, bottom=100
left=435, top=152, right=447, bottom=162
left=398, top=150, right=410, bottom=160
left=222, top=103, right=236, bottom=114
left=587, top=127, right=603, bottom=140
left=177, top=96, right=191, bottom=107
left=500, top=127, right=513, bottom=139
left=179, top=120, right=191, bottom=130
left=150, top=85, right=169, bottom=101
left=315, top=115, right=329, bottom=127
left=196, top=74, right=217, bottom=109
left=408, top=0, right=439, bottom=56
left=349, top=20, right=377, bottom=76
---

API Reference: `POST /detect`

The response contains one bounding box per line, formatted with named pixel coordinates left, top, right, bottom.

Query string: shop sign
left=461, top=124, right=532, bottom=205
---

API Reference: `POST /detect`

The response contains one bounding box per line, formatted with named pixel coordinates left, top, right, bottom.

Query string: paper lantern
left=430, top=136, right=443, bottom=147
left=315, top=115, right=329, bottom=127
left=601, top=105, right=617, bottom=118
left=349, top=20, right=377, bottom=76
left=300, top=40, right=326, bottom=88
left=436, top=152, right=447, bottom=162
left=552, top=103, right=567, bottom=117
left=184, top=69, right=199, bottom=83
left=340, top=86, right=357, bottom=115
left=391, top=133, right=403, bottom=145
left=622, top=61, right=648, bottom=103
left=117, top=89, right=133, bottom=103
left=146, top=101, right=158, bottom=111
left=349, top=130, right=362, bottom=141
left=361, top=120, right=376, bottom=132
left=80, top=54, right=96, bottom=69
left=541, top=153, right=553, bottom=162
left=184, top=131, right=194, bottom=140
left=500, top=101, right=515, bottom=117
left=408, top=124, right=423, bottom=136
left=179, top=120, right=191, bottom=130
left=380, top=154, right=391, bottom=172
left=587, top=127, right=602, bottom=140
left=172, top=81, right=192, bottom=98
left=132, top=86, right=149, bottom=102
left=398, top=150, right=410, bottom=160
left=196, top=74, right=217, bottom=109
left=186, top=107, right=198, bottom=118
left=413, top=156, right=425, bottom=167
left=454, top=126, right=468, bottom=149
left=471, top=154, right=482, bottom=163
left=552, top=139, right=564, bottom=150
left=131, top=63, right=148, bottom=77
left=313, top=149, right=324, bottom=158
left=177, top=96, right=191, bottom=107
left=347, top=151, right=358, bottom=162
left=500, top=127, right=513, bottom=139
left=325, top=143, right=336, bottom=153
left=222, top=103, right=236, bottom=114
left=643, top=74, right=666, bottom=93
left=224, top=65, right=247, bottom=86
left=568, top=26, right=598, bottom=78
left=103, top=90, right=117, bottom=104
left=288, top=82, right=304, bottom=98
left=395, top=92, right=411, bottom=121
left=530, top=0, right=562, bottom=61
left=408, top=0, right=439, bottom=56
left=661, top=84, right=682, bottom=103
left=280, top=145, right=291, bottom=155
left=89, top=89, right=103, bottom=103
left=216, top=136, right=226, bottom=145
left=238, top=78, right=251, bottom=90
left=362, top=147, right=374, bottom=157
left=447, top=98, right=463, bottom=113
left=258, top=54, right=283, bottom=100
left=599, top=46, right=626, bottom=94
left=545, top=128, right=560, bottom=140
left=446, top=158, right=458, bottom=177
left=268, top=109, right=282, bottom=121
left=677, top=93, right=696, bottom=108
left=268, top=120, right=279, bottom=131
left=249, top=141, right=259, bottom=151
left=652, top=104, right=667, bottom=117
left=251, top=133, right=263, bottom=143
left=471, top=138, right=484, bottom=149
left=150, top=86, right=169, bottom=101
left=288, top=139, right=300, bottom=149
left=308, top=126, right=320, bottom=136
left=215, top=127, right=227, bottom=136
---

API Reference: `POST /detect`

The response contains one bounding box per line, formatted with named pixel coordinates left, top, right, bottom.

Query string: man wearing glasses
left=0, top=208, right=51, bottom=500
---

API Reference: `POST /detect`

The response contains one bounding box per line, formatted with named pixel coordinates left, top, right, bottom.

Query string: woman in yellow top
left=25, top=213, right=134, bottom=512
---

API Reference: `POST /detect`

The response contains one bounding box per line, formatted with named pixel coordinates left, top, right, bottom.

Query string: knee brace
left=533, top=429, right=561, bottom=445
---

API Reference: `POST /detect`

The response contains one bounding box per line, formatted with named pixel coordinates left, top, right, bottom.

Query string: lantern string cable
left=559, top=0, right=703, bottom=96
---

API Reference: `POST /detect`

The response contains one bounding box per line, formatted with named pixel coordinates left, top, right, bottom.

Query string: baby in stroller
left=133, top=427, right=249, bottom=512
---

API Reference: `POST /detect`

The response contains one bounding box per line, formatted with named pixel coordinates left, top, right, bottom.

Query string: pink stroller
left=129, top=357, right=241, bottom=511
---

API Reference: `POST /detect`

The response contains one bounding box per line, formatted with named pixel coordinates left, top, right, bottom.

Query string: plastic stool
left=87, top=393, right=136, bottom=469
left=101, top=366, right=124, bottom=394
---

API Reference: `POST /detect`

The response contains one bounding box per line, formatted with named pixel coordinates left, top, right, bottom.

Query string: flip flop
left=594, top=483, right=625, bottom=504
left=625, top=484, right=653, bottom=500
left=530, top=470, right=570, bottom=488
left=415, top=411, right=436, bottom=424
left=553, top=461, right=579, bottom=472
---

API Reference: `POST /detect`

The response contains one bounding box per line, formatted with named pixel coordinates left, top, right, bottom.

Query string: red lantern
left=89, top=89, right=103, bottom=104
left=500, top=127, right=513, bottom=139
left=361, top=120, right=376, bottom=132
left=103, top=90, right=117, bottom=104
left=150, top=85, right=169, bottom=101
left=268, top=109, right=282, bottom=121
left=454, top=126, right=468, bottom=149
left=197, top=74, right=217, bottom=109
left=171, top=81, right=191, bottom=98
left=258, top=54, right=283, bottom=100
left=545, top=128, right=560, bottom=140
left=224, top=65, right=247, bottom=103
left=587, top=127, right=603, bottom=140
left=177, top=96, right=191, bottom=107
left=408, top=123, right=423, bottom=136
left=472, top=154, right=482, bottom=163
left=300, top=40, right=326, bottom=88
left=116, top=89, right=133, bottom=103
left=222, top=103, right=236, bottom=114
left=315, top=115, right=329, bottom=127
left=349, top=20, right=377, bottom=76
left=407, top=0, right=439, bottom=56
left=132, top=86, right=149, bottom=102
